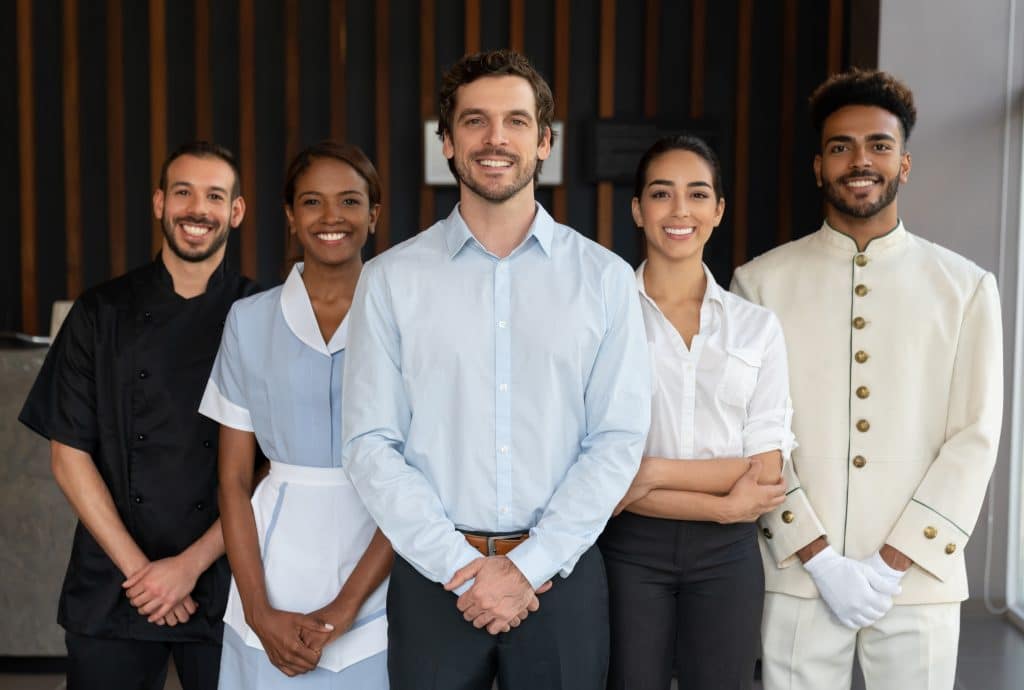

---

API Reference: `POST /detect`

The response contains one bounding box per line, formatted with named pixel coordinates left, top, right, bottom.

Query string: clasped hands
left=804, top=546, right=906, bottom=629
left=123, top=554, right=202, bottom=627
left=445, top=555, right=552, bottom=635
left=247, top=602, right=344, bottom=677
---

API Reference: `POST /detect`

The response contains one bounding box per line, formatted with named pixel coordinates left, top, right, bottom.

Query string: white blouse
left=638, top=261, right=796, bottom=463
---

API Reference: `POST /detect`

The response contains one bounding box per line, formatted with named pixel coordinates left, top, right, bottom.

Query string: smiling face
left=285, top=156, right=379, bottom=269
left=814, top=104, right=911, bottom=224
left=632, top=149, right=725, bottom=264
left=442, top=75, right=551, bottom=205
left=153, top=154, right=244, bottom=263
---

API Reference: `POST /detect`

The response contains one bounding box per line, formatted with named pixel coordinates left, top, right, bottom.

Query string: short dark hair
left=159, top=141, right=241, bottom=198
left=633, top=134, right=725, bottom=201
left=283, top=141, right=382, bottom=208
left=809, top=68, right=917, bottom=145
left=437, top=49, right=555, bottom=181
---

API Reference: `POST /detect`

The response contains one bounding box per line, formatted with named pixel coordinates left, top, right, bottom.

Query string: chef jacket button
left=945, top=543, right=957, bottom=555
left=855, top=284, right=869, bottom=296
left=852, top=316, right=866, bottom=329
left=143, top=311, right=152, bottom=321
left=138, top=369, right=149, bottom=379
left=762, top=528, right=773, bottom=539
left=136, top=433, right=146, bottom=442
left=133, top=495, right=143, bottom=504
left=924, top=526, right=937, bottom=539
left=856, top=386, right=870, bottom=399
left=852, top=455, right=866, bottom=468
left=855, top=254, right=869, bottom=267
left=195, top=502, right=205, bottom=511
left=856, top=419, right=870, bottom=432
left=203, top=440, right=212, bottom=448
left=782, top=511, right=795, bottom=524
left=855, top=350, right=869, bottom=364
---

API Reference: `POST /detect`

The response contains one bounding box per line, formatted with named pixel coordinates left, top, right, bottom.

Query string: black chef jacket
left=19, top=256, right=260, bottom=642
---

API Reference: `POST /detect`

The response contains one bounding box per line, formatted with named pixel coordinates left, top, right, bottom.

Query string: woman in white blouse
left=600, top=135, right=796, bottom=690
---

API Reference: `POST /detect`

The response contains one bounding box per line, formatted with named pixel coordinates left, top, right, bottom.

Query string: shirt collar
left=280, top=263, right=348, bottom=356
left=818, top=219, right=908, bottom=254
left=442, top=202, right=554, bottom=259
left=635, top=261, right=725, bottom=308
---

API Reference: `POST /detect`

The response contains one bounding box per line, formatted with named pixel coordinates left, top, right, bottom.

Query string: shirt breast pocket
left=717, top=347, right=761, bottom=408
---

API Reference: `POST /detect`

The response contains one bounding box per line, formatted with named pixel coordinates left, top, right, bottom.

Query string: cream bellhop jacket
left=732, top=222, right=1002, bottom=604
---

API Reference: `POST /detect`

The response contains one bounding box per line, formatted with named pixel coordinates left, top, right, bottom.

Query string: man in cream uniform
left=732, top=69, right=1002, bottom=690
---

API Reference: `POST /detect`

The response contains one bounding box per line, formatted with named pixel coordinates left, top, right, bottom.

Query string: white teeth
left=317, top=232, right=349, bottom=241
left=664, top=227, right=695, bottom=236
left=479, top=159, right=512, bottom=168
left=182, top=224, right=209, bottom=236
left=847, top=179, right=875, bottom=188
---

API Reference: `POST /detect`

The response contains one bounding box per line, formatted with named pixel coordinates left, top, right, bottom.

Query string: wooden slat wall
left=6, top=0, right=870, bottom=333
left=148, top=0, right=166, bottom=255
left=63, top=0, right=82, bottom=299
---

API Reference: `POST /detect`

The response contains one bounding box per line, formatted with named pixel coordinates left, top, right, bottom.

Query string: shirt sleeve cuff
left=886, top=500, right=968, bottom=583
left=198, top=378, right=253, bottom=432
left=506, top=536, right=560, bottom=591
left=758, top=487, right=825, bottom=566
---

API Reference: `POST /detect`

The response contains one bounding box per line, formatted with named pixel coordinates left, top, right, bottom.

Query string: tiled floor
left=2, top=609, right=1022, bottom=689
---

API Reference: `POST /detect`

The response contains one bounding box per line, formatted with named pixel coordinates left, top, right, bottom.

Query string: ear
left=152, top=188, right=165, bottom=220
left=537, top=126, right=552, bottom=161
left=368, top=203, right=381, bottom=234
left=899, top=151, right=911, bottom=183
left=813, top=155, right=823, bottom=187
left=284, top=204, right=295, bottom=233
left=229, top=196, right=246, bottom=229
left=713, top=197, right=726, bottom=227
left=631, top=197, right=643, bottom=229
left=442, top=131, right=454, bottom=161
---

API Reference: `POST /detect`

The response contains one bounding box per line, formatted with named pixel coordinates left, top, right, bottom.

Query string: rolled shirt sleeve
left=741, top=313, right=797, bottom=463
left=199, top=305, right=254, bottom=432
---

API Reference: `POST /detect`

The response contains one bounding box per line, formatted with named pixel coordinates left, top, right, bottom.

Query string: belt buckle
left=486, top=536, right=500, bottom=556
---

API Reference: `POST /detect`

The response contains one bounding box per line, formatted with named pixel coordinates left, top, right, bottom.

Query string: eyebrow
left=457, top=108, right=534, bottom=121
left=170, top=181, right=229, bottom=194
left=825, top=133, right=898, bottom=145
left=646, top=179, right=713, bottom=189
left=297, top=189, right=366, bottom=198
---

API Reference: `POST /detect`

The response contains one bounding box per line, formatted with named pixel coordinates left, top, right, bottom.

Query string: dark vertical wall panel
left=5, top=0, right=871, bottom=332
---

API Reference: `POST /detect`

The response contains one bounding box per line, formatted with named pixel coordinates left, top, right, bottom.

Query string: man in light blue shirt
left=342, top=49, right=650, bottom=689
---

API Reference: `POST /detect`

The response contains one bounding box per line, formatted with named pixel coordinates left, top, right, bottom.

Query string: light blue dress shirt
left=342, top=204, right=650, bottom=591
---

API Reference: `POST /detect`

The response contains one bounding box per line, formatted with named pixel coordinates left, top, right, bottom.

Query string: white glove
left=861, top=551, right=906, bottom=595
left=803, top=546, right=896, bottom=629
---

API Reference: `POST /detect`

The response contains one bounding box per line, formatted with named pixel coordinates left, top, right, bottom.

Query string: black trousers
left=65, top=630, right=221, bottom=690
left=387, top=545, right=609, bottom=690
left=599, top=513, right=764, bottom=690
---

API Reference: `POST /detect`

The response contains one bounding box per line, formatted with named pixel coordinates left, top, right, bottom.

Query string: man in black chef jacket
left=19, top=141, right=261, bottom=690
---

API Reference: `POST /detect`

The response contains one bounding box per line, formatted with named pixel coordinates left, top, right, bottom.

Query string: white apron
left=223, top=461, right=388, bottom=673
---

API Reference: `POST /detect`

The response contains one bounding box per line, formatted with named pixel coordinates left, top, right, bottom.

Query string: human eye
left=302, top=198, right=320, bottom=206
left=692, top=191, right=709, bottom=200
left=208, top=193, right=225, bottom=202
left=175, top=188, right=190, bottom=196
left=829, top=143, right=848, bottom=154
left=873, top=142, right=893, bottom=152
left=342, top=198, right=362, bottom=207
left=650, top=189, right=669, bottom=200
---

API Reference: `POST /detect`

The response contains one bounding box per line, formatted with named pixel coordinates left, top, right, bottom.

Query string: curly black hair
left=809, top=68, right=917, bottom=145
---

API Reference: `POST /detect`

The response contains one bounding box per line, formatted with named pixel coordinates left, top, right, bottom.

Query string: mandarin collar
left=151, top=252, right=228, bottom=294
left=817, top=219, right=908, bottom=255
left=442, top=202, right=554, bottom=259
left=280, top=263, right=348, bottom=356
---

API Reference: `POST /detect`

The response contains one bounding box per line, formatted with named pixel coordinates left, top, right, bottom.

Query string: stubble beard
left=161, top=213, right=231, bottom=263
left=822, top=173, right=900, bottom=220
left=454, top=149, right=538, bottom=203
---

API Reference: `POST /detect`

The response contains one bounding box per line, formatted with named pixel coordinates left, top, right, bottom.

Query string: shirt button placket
left=494, top=260, right=513, bottom=530
left=851, top=252, right=871, bottom=465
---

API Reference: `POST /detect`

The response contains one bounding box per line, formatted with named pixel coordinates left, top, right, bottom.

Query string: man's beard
left=822, top=170, right=900, bottom=219
left=453, top=147, right=537, bottom=203
left=161, top=213, right=230, bottom=263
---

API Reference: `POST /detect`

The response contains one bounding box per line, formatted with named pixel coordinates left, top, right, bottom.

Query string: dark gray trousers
left=387, top=545, right=609, bottom=690
left=65, top=630, right=221, bottom=690
left=599, top=513, right=764, bottom=690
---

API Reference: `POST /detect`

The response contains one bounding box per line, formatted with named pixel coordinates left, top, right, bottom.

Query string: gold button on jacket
left=856, top=386, right=870, bottom=399
left=856, top=419, right=870, bottom=432
left=852, top=316, right=866, bottom=329
left=945, top=543, right=957, bottom=555
left=782, top=511, right=794, bottom=524
left=852, top=455, right=866, bottom=468
left=855, top=254, right=869, bottom=267
left=855, top=284, right=869, bottom=296
left=855, top=350, right=869, bottom=363
left=924, top=526, right=937, bottom=539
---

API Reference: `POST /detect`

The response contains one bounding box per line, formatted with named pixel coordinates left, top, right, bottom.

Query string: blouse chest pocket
left=717, top=347, right=761, bottom=408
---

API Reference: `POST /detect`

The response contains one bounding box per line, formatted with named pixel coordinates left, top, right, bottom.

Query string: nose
left=672, top=195, right=691, bottom=217
left=851, top=143, right=872, bottom=168
left=484, top=121, right=509, bottom=146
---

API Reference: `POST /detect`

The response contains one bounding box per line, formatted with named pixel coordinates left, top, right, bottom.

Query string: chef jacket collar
left=152, top=252, right=229, bottom=294
left=280, top=262, right=348, bottom=356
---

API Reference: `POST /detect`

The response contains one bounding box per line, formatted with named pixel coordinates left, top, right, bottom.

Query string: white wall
left=878, top=0, right=1024, bottom=607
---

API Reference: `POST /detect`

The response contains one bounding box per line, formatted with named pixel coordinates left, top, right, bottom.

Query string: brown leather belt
left=461, top=531, right=529, bottom=557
